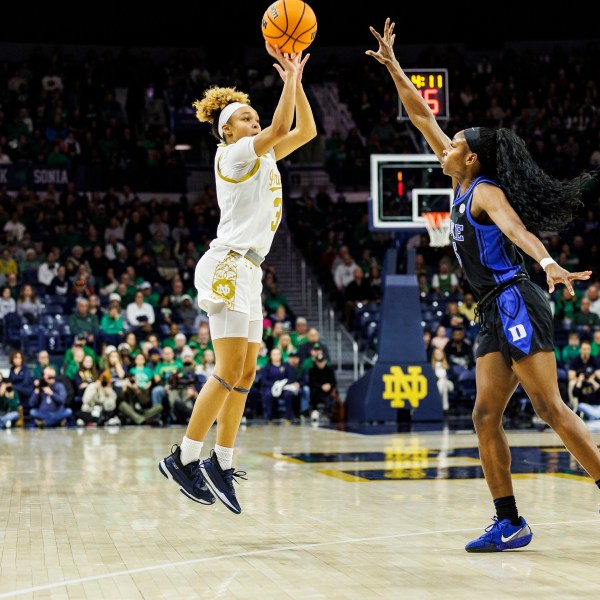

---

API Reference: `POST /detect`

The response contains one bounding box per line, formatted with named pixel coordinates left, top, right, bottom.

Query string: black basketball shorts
left=476, top=279, right=555, bottom=366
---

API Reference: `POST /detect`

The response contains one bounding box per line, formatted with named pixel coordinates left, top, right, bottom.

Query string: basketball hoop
left=423, top=211, right=451, bottom=247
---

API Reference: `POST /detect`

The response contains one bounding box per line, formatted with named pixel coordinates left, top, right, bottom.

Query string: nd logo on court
left=382, top=366, right=428, bottom=409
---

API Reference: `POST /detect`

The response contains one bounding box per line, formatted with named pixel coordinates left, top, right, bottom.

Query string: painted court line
left=1, top=518, right=598, bottom=598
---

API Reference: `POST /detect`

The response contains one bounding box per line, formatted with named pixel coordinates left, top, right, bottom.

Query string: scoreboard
left=398, top=68, right=449, bottom=121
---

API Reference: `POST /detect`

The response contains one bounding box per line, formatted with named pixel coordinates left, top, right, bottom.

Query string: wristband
left=540, top=257, right=557, bottom=270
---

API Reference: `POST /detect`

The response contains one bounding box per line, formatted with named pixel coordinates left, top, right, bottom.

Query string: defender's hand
left=365, top=18, right=397, bottom=65
left=545, top=263, right=591, bottom=295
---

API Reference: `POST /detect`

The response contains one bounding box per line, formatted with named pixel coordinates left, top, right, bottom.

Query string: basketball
left=261, top=0, right=317, bottom=54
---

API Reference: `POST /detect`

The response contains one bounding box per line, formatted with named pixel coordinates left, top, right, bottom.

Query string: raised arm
left=252, top=43, right=300, bottom=158
left=273, top=51, right=317, bottom=160
left=366, top=18, right=450, bottom=161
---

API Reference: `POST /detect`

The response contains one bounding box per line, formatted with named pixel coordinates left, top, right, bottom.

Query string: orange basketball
left=261, top=0, right=317, bottom=54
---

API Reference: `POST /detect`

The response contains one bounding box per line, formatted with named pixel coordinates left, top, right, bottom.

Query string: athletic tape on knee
left=212, top=373, right=233, bottom=392
left=233, top=386, right=250, bottom=395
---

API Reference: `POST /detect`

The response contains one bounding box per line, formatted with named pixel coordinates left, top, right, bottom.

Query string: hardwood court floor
left=1, top=420, right=600, bottom=599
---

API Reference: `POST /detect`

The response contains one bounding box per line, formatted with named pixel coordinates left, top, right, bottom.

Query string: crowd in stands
left=2, top=38, right=600, bottom=427
left=0, top=248, right=339, bottom=428
left=0, top=180, right=339, bottom=428
left=0, top=45, right=292, bottom=191
left=4, top=38, right=598, bottom=192
left=283, top=40, right=600, bottom=422
left=0, top=51, right=187, bottom=191
left=286, top=172, right=600, bottom=413
left=326, top=39, right=600, bottom=188
left=414, top=251, right=600, bottom=418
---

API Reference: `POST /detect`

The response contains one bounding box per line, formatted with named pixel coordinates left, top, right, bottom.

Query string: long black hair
left=472, top=127, right=598, bottom=232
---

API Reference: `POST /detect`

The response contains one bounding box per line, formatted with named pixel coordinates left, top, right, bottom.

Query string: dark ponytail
left=491, top=128, right=598, bottom=232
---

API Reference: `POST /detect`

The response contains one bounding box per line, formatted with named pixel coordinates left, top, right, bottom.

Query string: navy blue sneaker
left=465, top=516, right=533, bottom=552
left=199, top=450, right=247, bottom=514
left=159, top=445, right=215, bottom=505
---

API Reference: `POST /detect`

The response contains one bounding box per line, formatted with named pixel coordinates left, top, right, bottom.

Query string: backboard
left=369, top=154, right=453, bottom=231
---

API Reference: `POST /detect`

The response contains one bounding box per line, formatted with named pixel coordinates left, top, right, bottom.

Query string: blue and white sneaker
left=159, top=445, right=215, bottom=505
left=199, top=450, right=247, bottom=514
left=465, top=516, right=533, bottom=553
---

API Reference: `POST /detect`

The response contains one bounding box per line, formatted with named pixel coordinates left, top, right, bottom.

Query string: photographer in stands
left=568, top=340, right=600, bottom=408
left=574, top=364, right=600, bottom=421
left=0, top=373, right=21, bottom=429
left=76, top=372, right=120, bottom=426
left=165, top=348, right=206, bottom=424
left=28, top=367, right=72, bottom=428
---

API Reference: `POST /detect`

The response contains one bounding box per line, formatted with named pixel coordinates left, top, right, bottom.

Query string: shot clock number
left=398, top=69, right=449, bottom=121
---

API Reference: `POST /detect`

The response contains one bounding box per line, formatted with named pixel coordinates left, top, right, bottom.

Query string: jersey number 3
left=270, top=197, right=282, bottom=231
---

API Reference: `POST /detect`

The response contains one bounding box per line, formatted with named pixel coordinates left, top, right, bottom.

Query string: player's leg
left=185, top=336, right=249, bottom=441
left=160, top=254, right=260, bottom=511
left=465, top=351, right=533, bottom=552
left=159, top=302, right=250, bottom=506
left=472, top=351, right=519, bottom=499
left=200, top=322, right=261, bottom=514
left=511, top=351, right=600, bottom=481
left=181, top=250, right=250, bottom=442
left=215, top=339, right=260, bottom=447
left=212, top=284, right=263, bottom=445
left=158, top=334, right=248, bottom=505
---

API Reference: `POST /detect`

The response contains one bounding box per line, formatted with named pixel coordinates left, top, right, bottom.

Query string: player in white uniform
left=160, top=42, right=316, bottom=514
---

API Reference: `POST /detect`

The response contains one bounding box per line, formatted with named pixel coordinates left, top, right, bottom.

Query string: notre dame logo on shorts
left=211, top=253, right=238, bottom=309
left=382, top=366, right=428, bottom=409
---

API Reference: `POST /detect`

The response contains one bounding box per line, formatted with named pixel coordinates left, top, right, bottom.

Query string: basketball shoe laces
left=221, top=466, right=248, bottom=492
left=185, top=461, right=210, bottom=493
left=480, top=516, right=510, bottom=542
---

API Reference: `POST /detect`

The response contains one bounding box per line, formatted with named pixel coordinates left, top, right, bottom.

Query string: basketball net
left=423, top=211, right=451, bottom=247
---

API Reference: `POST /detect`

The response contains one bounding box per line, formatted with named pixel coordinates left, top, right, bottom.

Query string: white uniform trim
left=194, top=135, right=283, bottom=340
left=209, top=137, right=282, bottom=259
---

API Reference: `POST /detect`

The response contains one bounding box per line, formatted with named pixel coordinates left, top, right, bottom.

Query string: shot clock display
left=398, top=68, right=449, bottom=121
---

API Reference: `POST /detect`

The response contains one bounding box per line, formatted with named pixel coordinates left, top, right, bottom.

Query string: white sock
left=180, top=437, right=204, bottom=466
left=214, top=444, right=234, bottom=471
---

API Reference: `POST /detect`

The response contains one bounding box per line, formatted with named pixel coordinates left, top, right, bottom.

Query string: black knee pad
left=212, top=373, right=233, bottom=392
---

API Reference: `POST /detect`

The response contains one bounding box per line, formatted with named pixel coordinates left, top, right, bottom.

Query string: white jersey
left=209, top=136, right=283, bottom=260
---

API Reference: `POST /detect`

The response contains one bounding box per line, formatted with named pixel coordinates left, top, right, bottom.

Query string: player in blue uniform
left=368, top=18, right=600, bottom=552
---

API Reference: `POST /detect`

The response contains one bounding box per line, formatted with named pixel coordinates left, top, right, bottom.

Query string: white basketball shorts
left=194, top=249, right=264, bottom=322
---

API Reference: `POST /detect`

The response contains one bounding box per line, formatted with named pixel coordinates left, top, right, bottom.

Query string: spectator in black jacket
left=8, top=350, right=34, bottom=418
left=48, top=264, right=71, bottom=297
left=342, top=266, right=377, bottom=329
left=444, top=327, right=475, bottom=371
left=308, top=352, right=338, bottom=421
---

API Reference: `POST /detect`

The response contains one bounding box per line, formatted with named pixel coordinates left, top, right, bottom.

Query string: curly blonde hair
left=192, top=86, right=250, bottom=140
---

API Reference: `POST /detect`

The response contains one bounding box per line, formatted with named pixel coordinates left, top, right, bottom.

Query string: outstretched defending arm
left=366, top=18, right=450, bottom=161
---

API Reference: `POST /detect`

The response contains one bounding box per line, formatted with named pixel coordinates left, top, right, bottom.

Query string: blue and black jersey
left=450, top=176, right=526, bottom=300
left=450, top=176, right=555, bottom=364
